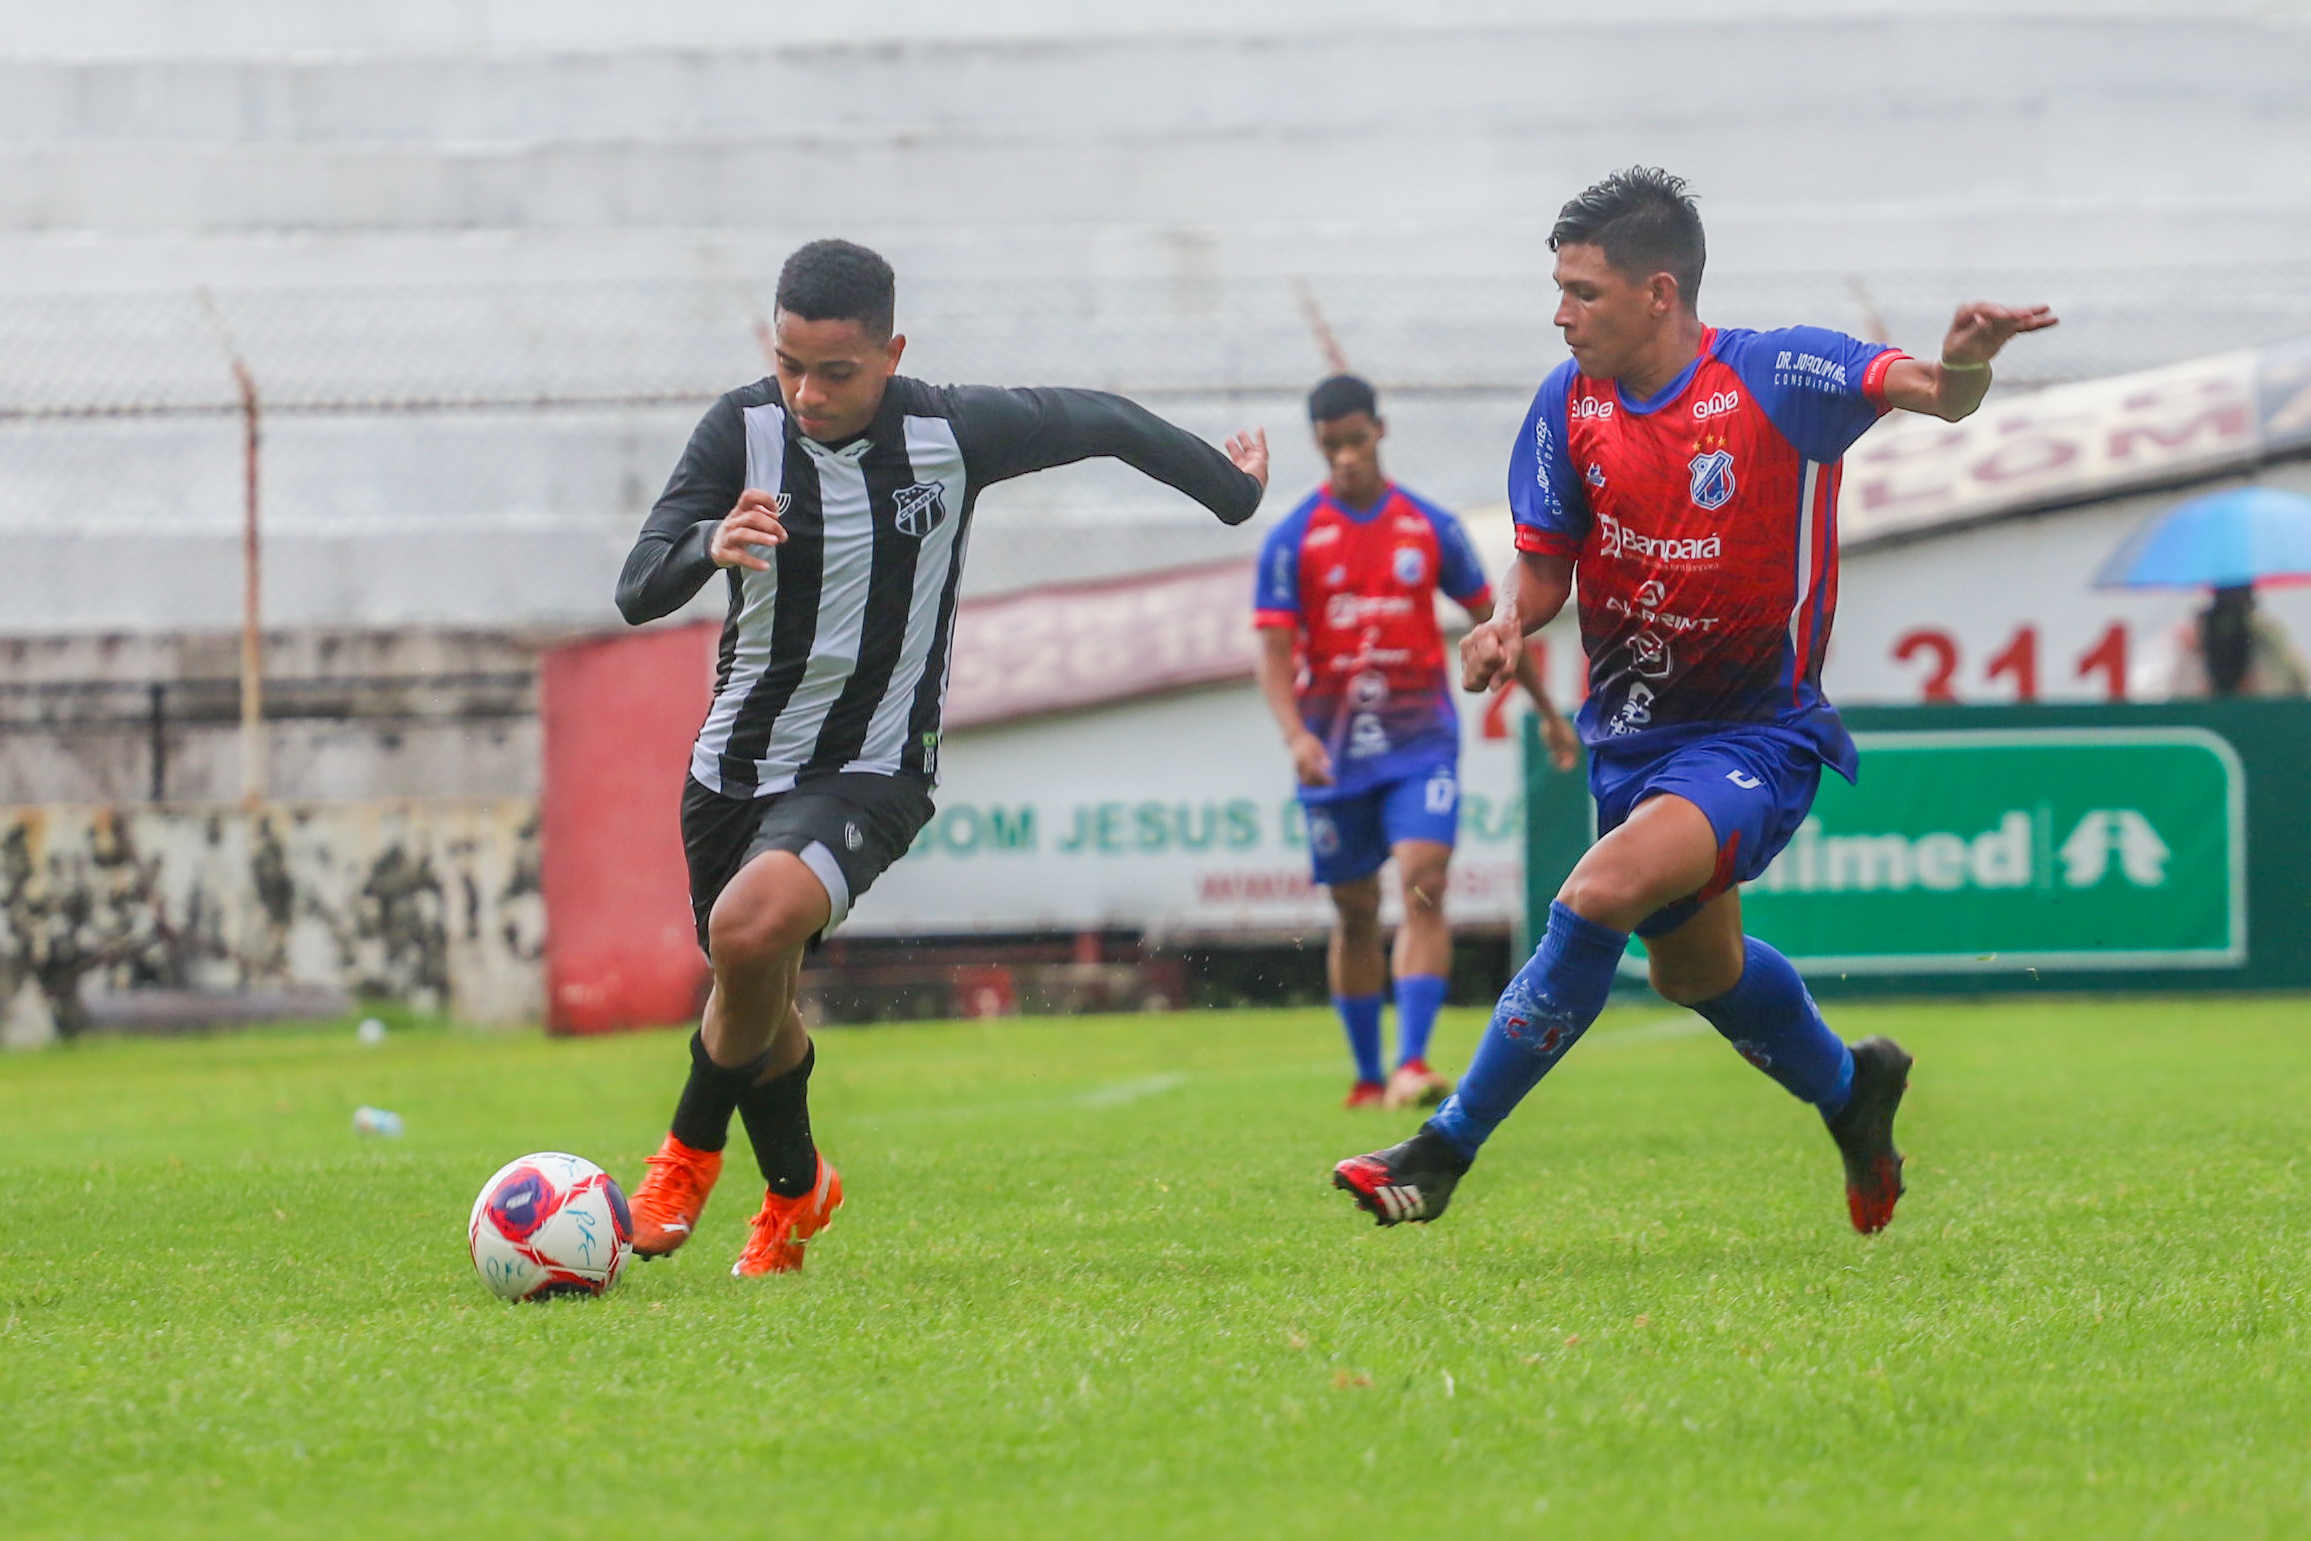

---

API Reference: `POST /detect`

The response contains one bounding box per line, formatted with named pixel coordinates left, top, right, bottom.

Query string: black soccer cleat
left=1332, top=1126, right=1474, bottom=1227
left=1824, top=1035, right=1914, bottom=1234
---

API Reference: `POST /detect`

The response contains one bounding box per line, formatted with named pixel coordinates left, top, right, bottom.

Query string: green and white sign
left=1740, top=728, right=2245, bottom=972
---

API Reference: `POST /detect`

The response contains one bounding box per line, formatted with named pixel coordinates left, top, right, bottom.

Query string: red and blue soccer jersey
left=1510, top=326, right=1907, bottom=779
left=1254, top=483, right=1492, bottom=794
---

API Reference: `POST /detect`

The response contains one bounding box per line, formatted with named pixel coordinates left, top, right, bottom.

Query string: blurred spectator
left=2133, top=584, right=2311, bottom=699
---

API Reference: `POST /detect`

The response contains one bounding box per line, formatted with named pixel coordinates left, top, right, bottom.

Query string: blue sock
left=1336, top=994, right=1385, bottom=1085
left=1690, top=937, right=1855, bottom=1115
left=1393, top=973, right=1448, bottom=1068
left=1427, top=903, right=1627, bottom=1158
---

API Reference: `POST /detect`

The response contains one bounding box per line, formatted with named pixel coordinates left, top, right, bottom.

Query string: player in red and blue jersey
left=1334, top=167, right=2055, bottom=1233
left=1256, top=375, right=1576, bottom=1112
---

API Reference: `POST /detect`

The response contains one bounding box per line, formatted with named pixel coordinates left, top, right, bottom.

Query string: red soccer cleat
left=1343, top=1080, right=1387, bottom=1110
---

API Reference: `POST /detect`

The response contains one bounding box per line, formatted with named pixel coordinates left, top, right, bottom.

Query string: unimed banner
left=1742, top=728, right=2244, bottom=973
left=1528, top=702, right=2311, bottom=995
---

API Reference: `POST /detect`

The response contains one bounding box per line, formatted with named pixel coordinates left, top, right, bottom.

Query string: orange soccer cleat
left=731, top=1153, right=844, bottom=1278
left=629, top=1134, right=723, bottom=1258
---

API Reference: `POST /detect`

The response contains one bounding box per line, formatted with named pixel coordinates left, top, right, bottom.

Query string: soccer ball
left=467, top=1152, right=634, bottom=1302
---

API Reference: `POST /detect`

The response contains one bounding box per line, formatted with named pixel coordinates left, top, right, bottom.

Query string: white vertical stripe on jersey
left=748, top=441, right=876, bottom=791
left=1787, top=459, right=1821, bottom=660
left=689, top=402, right=790, bottom=793
left=846, top=414, right=971, bottom=776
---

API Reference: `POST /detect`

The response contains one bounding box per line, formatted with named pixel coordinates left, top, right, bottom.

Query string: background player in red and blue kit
left=1334, top=168, right=2055, bottom=1232
left=1256, top=375, right=1577, bottom=1111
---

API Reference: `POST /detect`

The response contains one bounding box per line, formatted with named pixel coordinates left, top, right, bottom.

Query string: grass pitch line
left=1076, top=1071, right=1190, bottom=1107
left=849, top=1069, right=1192, bottom=1129
left=1588, top=1013, right=1709, bottom=1049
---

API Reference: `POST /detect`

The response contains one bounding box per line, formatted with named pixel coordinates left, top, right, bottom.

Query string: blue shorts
left=1590, top=726, right=1824, bottom=938
left=1301, top=759, right=1460, bottom=887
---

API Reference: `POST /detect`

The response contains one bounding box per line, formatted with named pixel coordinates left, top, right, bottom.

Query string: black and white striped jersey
left=616, top=375, right=1262, bottom=796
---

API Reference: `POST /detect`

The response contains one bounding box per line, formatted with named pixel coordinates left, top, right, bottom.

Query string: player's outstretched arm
left=949, top=385, right=1266, bottom=524
left=1461, top=550, right=1573, bottom=693
left=1880, top=302, right=2060, bottom=423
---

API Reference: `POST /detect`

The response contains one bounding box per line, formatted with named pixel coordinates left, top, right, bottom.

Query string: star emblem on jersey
left=892, top=481, right=949, bottom=538
left=1688, top=448, right=1736, bottom=511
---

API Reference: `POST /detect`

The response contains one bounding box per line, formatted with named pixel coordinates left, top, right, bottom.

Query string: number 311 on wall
left=1892, top=624, right=2129, bottom=703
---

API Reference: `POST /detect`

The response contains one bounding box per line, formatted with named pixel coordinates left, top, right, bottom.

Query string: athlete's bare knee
left=1398, top=863, right=1449, bottom=917
left=707, top=894, right=814, bottom=976
left=1556, top=867, right=1650, bottom=930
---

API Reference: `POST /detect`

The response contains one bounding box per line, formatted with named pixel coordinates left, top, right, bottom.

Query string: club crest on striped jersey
left=1688, top=449, right=1736, bottom=512
left=892, top=481, right=949, bottom=538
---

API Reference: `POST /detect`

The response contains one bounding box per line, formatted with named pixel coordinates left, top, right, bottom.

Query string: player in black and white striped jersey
left=614, top=240, right=1269, bottom=1278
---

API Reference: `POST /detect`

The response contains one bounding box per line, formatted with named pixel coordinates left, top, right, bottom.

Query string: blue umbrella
left=2096, top=485, right=2311, bottom=589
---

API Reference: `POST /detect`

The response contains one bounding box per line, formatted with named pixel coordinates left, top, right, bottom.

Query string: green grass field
left=6, top=996, right=2310, bottom=1539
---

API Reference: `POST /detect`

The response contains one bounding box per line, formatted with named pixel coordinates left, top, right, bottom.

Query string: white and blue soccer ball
left=467, top=1152, right=634, bottom=1302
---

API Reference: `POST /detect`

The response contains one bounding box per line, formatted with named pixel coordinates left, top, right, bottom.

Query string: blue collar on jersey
left=1611, top=328, right=1721, bottom=416
left=1320, top=482, right=1397, bottom=522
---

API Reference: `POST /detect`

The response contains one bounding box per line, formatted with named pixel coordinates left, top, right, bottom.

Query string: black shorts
left=681, top=772, right=935, bottom=954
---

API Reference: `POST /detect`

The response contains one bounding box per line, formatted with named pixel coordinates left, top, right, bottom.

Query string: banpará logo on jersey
left=1325, top=592, right=1415, bottom=628
left=892, top=481, right=950, bottom=538
left=1570, top=396, right=1616, bottom=420
left=1392, top=546, right=1426, bottom=585
left=1691, top=390, right=1741, bottom=420
left=1597, top=511, right=1721, bottom=564
left=1688, top=449, right=1737, bottom=511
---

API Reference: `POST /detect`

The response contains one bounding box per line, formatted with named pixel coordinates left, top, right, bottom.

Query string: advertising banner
left=1526, top=702, right=2311, bottom=995
left=1741, top=728, right=2244, bottom=972
left=851, top=681, right=1534, bottom=937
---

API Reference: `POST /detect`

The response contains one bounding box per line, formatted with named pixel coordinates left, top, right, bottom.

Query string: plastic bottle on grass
left=353, top=1106, right=404, bottom=1137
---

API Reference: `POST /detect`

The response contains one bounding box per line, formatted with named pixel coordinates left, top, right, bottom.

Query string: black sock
left=738, top=1041, right=818, bottom=1197
left=667, top=1030, right=773, bottom=1154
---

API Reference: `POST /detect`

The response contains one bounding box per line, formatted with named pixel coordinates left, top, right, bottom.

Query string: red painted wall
left=539, top=623, right=717, bottom=1035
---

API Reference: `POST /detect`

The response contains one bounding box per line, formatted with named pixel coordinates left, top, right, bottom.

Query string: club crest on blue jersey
left=893, top=481, right=949, bottom=537
left=1392, top=546, right=1426, bottom=585
left=1688, top=449, right=1736, bottom=511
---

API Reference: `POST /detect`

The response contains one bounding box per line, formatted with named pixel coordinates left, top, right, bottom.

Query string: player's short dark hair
left=1549, top=167, right=1706, bottom=307
left=1307, top=374, right=1379, bottom=425
left=774, top=239, right=897, bottom=340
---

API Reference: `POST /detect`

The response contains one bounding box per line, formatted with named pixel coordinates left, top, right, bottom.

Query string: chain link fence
left=3, top=263, right=2309, bottom=617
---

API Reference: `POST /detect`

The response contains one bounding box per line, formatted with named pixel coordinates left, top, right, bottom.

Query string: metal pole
left=234, top=354, right=263, bottom=809
left=198, top=289, right=265, bottom=810
left=147, top=682, right=167, bottom=804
